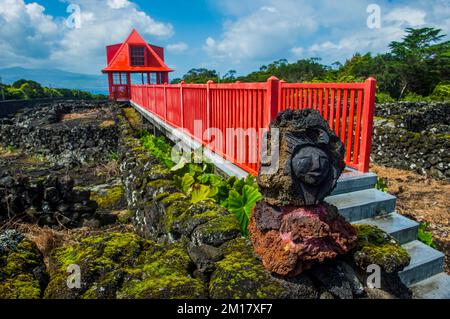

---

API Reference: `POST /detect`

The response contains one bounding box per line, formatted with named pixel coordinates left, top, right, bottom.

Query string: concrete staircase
left=326, top=169, right=449, bottom=299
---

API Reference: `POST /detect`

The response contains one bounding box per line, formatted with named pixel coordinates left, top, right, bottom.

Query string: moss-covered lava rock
left=90, top=184, right=125, bottom=209
left=44, top=232, right=206, bottom=299
left=209, top=237, right=319, bottom=299
left=0, top=230, right=48, bottom=299
left=191, top=213, right=241, bottom=247
left=352, top=224, right=410, bottom=273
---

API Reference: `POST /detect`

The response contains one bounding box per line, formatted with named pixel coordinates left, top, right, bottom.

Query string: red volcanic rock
left=249, top=202, right=357, bottom=277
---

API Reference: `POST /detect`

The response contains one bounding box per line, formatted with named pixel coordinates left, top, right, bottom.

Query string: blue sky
left=0, top=0, right=449, bottom=79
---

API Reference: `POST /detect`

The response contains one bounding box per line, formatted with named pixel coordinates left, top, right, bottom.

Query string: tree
left=388, top=27, right=450, bottom=97
left=182, top=68, right=219, bottom=83
left=222, top=70, right=237, bottom=82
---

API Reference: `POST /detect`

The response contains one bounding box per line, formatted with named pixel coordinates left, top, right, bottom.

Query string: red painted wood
left=353, top=90, right=364, bottom=168
left=359, top=78, right=377, bottom=172
left=346, top=90, right=356, bottom=164
left=129, top=77, right=376, bottom=174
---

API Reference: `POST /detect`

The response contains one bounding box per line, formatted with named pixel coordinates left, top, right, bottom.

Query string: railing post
left=180, top=80, right=184, bottom=128
left=359, top=77, right=376, bottom=172
left=265, top=76, right=280, bottom=128
left=278, top=80, right=285, bottom=113
left=164, top=82, right=168, bottom=121
left=206, top=80, right=213, bottom=130
left=153, top=85, right=156, bottom=112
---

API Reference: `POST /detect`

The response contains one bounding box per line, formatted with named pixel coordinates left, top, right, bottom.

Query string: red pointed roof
left=102, top=29, right=173, bottom=73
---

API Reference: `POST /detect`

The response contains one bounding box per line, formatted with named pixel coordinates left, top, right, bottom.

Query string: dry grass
left=122, top=107, right=142, bottom=130
left=99, top=120, right=115, bottom=129
left=61, top=109, right=113, bottom=123
left=0, top=145, right=20, bottom=158
left=94, top=160, right=119, bottom=180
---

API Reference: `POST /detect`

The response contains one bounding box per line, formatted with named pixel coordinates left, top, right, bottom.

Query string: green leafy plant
left=375, top=177, right=388, bottom=192
left=140, top=132, right=175, bottom=168
left=190, top=184, right=218, bottom=204
left=140, top=131, right=263, bottom=236
left=224, top=185, right=263, bottom=236
left=173, top=173, right=195, bottom=193
left=418, top=222, right=437, bottom=248
left=109, top=151, right=118, bottom=161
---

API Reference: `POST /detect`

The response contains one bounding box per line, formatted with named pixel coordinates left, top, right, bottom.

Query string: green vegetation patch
left=209, top=238, right=284, bottom=299
left=0, top=233, right=46, bottom=299
left=139, top=131, right=263, bottom=236
left=417, top=222, right=437, bottom=248
left=45, top=232, right=206, bottom=299
left=90, top=185, right=124, bottom=209
left=352, top=224, right=410, bottom=273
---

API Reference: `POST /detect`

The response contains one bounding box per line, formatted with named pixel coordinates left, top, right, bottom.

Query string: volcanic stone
left=249, top=202, right=357, bottom=276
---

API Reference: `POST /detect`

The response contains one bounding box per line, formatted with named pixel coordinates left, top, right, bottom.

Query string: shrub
left=430, top=83, right=450, bottom=101
left=375, top=177, right=388, bottom=192
left=417, top=222, right=437, bottom=248
left=401, top=92, right=430, bottom=102
left=376, top=92, right=396, bottom=103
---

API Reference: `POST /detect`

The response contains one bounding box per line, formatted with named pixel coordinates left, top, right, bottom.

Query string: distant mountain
left=0, top=67, right=108, bottom=94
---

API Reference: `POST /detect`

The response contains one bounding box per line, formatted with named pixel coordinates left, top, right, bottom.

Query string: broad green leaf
left=181, top=173, right=195, bottom=193
left=190, top=184, right=215, bottom=204
left=226, top=185, right=263, bottom=236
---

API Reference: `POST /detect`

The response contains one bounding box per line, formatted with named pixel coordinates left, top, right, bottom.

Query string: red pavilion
left=102, top=29, right=173, bottom=100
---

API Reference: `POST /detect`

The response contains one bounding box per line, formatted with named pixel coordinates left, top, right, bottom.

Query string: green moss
left=0, top=274, right=41, bottom=299
left=45, top=232, right=206, bottom=299
left=119, top=244, right=205, bottom=299
left=115, top=209, right=133, bottom=224
left=353, top=224, right=410, bottom=273
left=160, top=201, right=189, bottom=233
left=90, top=185, right=124, bottom=209
left=209, top=238, right=284, bottom=299
left=147, top=179, right=174, bottom=189
left=436, top=133, right=450, bottom=140
left=195, top=214, right=240, bottom=238
left=0, top=238, right=45, bottom=299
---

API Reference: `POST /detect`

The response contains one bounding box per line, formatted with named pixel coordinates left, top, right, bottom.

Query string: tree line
left=0, top=79, right=107, bottom=101
left=171, top=27, right=450, bottom=102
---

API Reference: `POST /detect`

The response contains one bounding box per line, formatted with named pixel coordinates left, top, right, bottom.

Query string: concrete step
left=410, top=273, right=450, bottom=299
left=352, top=212, right=419, bottom=244
left=332, top=171, right=378, bottom=195
left=399, top=240, right=445, bottom=287
left=325, top=188, right=396, bottom=222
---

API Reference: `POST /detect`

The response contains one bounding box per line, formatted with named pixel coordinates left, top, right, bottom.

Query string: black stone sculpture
left=257, top=109, right=345, bottom=206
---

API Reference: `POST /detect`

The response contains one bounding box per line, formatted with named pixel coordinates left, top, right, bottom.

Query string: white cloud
left=167, top=42, right=188, bottom=54
left=305, top=5, right=432, bottom=62
left=107, top=0, right=130, bottom=10
left=385, top=7, right=426, bottom=27
left=0, top=0, right=174, bottom=74
left=204, top=0, right=317, bottom=62
left=290, top=47, right=304, bottom=57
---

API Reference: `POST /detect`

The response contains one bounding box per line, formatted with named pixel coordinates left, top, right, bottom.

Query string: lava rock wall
left=0, top=100, right=118, bottom=167
left=372, top=102, right=450, bottom=181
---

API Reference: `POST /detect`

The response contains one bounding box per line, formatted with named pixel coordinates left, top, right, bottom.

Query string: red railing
left=130, top=77, right=376, bottom=175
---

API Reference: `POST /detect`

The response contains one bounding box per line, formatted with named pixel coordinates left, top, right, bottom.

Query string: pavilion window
left=150, top=72, right=157, bottom=84
left=130, top=46, right=145, bottom=66
left=120, top=72, right=128, bottom=84
left=112, top=72, right=121, bottom=85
